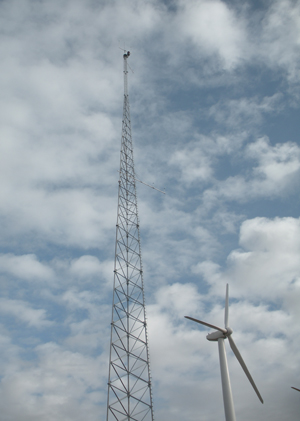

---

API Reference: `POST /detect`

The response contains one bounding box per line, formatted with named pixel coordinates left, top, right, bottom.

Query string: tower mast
left=106, top=52, right=154, bottom=421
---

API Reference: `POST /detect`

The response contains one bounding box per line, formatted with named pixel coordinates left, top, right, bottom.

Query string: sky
left=0, top=0, right=300, bottom=420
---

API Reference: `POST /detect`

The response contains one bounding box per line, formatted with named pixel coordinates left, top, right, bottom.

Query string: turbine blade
left=184, top=316, right=227, bottom=333
left=228, top=335, right=263, bottom=404
left=292, top=387, right=300, bottom=392
left=225, top=284, right=229, bottom=328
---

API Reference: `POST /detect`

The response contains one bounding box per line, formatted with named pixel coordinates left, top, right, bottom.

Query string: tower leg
left=218, top=338, right=236, bottom=421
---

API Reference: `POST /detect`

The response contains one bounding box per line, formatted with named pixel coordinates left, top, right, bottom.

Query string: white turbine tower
left=185, top=284, right=263, bottom=421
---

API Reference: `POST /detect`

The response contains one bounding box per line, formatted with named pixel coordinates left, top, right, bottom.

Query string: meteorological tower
left=106, top=51, right=154, bottom=421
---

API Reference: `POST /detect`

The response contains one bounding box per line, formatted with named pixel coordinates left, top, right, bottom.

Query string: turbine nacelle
left=207, top=327, right=233, bottom=341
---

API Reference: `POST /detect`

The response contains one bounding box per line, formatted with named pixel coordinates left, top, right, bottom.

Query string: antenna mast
left=106, top=51, right=154, bottom=421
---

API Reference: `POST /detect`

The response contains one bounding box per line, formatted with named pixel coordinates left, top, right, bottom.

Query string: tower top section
left=123, top=51, right=130, bottom=96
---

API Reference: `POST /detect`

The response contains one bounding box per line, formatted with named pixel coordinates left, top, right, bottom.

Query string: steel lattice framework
left=106, top=51, right=154, bottom=421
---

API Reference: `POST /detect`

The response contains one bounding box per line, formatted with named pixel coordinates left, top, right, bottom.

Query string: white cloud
left=60, top=288, right=111, bottom=352
left=246, top=137, right=300, bottom=185
left=0, top=254, right=53, bottom=281
left=258, top=0, right=300, bottom=81
left=196, top=216, right=300, bottom=309
left=62, top=289, right=100, bottom=311
left=168, top=132, right=248, bottom=190
left=169, top=140, right=214, bottom=184
left=154, top=282, right=204, bottom=317
left=177, top=0, right=247, bottom=69
left=69, top=255, right=112, bottom=284
left=229, top=217, right=300, bottom=303
left=208, top=94, right=283, bottom=128
left=0, top=187, right=117, bottom=249
left=199, top=137, right=300, bottom=205
left=0, top=342, right=107, bottom=421
left=0, top=298, right=52, bottom=328
left=138, top=197, right=221, bottom=289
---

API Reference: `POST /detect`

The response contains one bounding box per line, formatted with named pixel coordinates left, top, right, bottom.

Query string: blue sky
left=0, top=0, right=300, bottom=420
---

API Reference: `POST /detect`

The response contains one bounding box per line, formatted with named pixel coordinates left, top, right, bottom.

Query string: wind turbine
left=185, top=284, right=263, bottom=421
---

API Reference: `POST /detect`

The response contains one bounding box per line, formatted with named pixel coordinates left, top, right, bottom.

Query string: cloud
left=0, top=342, right=107, bottom=421
left=0, top=254, right=53, bottom=281
left=169, top=143, right=214, bottom=184
left=154, top=282, right=204, bottom=317
left=0, top=298, right=52, bottom=328
left=246, top=137, right=300, bottom=186
left=258, top=0, right=300, bottom=81
left=230, top=216, right=300, bottom=298
left=176, top=0, right=247, bottom=69
left=69, top=255, right=113, bottom=284
left=0, top=187, right=117, bottom=249
left=199, top=137, right=300, bottom=206
left=167, top=132, right=248, bottom=188
left=208, top=94, right=283, bottom=129
left=196, top=216, right=300, bottom=309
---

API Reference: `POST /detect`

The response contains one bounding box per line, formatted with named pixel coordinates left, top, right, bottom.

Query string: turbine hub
left=226, top=327, right=233, bottom=336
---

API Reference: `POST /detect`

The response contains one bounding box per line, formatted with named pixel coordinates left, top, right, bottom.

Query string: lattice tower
left=106, top=51, right=154, bottom=421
